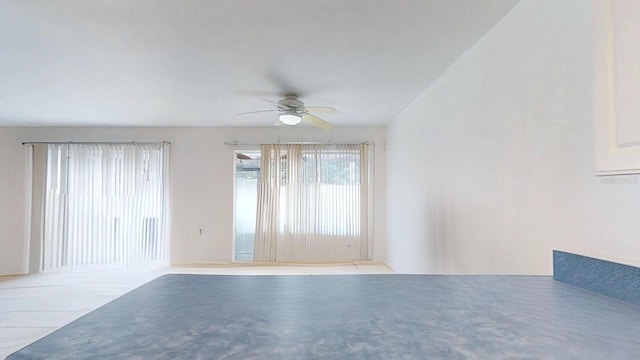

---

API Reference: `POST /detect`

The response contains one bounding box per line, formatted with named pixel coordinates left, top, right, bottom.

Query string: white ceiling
left=0, top=0, right=518, bottom=127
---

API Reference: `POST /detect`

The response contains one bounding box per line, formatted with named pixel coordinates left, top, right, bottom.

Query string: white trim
left=594, top=0, right=640, bottom=175
left=23, top=145, right=33, bottom=274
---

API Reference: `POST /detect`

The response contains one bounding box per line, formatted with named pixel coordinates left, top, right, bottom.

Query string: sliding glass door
left=234, top=144, right=369, bottom=263
left=234, top=151, right=260, bottom=261
left=41, top=143, right=170, bottom=271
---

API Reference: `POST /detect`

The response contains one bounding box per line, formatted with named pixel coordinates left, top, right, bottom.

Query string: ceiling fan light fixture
left=279, top=112, right=302, bottom=125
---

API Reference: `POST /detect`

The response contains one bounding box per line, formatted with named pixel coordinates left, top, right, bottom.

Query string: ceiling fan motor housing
left=278, top=96, right=305, bottom=114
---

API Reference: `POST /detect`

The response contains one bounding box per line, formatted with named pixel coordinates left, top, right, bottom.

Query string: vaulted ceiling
left=0, top=0, right=518, bottom=127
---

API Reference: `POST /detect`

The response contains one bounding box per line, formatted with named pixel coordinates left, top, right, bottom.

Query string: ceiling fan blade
left=261, top=99, right=284, bottom=106
left=305, top=106, right=338, bottom=114
left=303, top=113, right=333, bottom=131
left=236, top=109, right=278, bottom=116
left=262, top=98, right=294, bottom=111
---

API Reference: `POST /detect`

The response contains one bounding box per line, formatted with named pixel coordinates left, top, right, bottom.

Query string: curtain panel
left=254, top=143, right=369, bottom=262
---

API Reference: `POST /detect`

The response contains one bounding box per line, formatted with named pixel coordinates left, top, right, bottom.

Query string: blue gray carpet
left=8, top=274, right=640, bottom=359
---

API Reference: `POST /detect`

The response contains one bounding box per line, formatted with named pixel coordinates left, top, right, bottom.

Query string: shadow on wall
left=430, top=188, right=454, bottom=274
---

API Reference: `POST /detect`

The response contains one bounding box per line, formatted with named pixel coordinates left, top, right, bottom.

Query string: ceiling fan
left=237, top=95, right=336, bottom=130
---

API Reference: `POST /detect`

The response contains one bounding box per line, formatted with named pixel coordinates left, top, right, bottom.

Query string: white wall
left=0, top=130, right=30, bottom=274
left=387, top=0, right=640, bottom=274
left=0, top=126, right=386, bottom=275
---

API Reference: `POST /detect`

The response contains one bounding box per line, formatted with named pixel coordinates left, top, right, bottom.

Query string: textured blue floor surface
left=8, top=274, right=640, bottom=359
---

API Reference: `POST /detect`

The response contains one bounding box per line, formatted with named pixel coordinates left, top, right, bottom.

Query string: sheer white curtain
left=254, top=144, right=368, bottom=262
left=42, top=143, right=170, bottom=271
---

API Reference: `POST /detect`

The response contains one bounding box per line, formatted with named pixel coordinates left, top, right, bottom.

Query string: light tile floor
left=0, top=263, right=391, bottom=359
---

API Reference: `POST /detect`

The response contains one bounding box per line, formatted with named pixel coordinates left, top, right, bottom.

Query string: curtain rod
left=224, top=141, right=373, bottom=146
left=22, top=141, right=171, bottom=145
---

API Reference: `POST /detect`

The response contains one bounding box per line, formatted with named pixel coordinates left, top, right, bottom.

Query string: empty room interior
left=2, top=0, right=640, bottom=359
